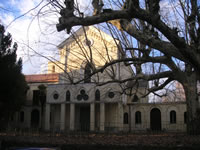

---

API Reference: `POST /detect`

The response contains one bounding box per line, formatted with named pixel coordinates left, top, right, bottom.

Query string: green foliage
left=0, top=24, right=28, bottom=124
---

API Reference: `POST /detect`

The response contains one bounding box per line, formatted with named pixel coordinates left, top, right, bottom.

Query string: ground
left=0, top=132, right=200, bottom=150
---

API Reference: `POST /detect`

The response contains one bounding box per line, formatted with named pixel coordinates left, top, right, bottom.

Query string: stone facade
left=12, top=26, right=187, bottom=132
left=9, top=74, right=59, bottom=129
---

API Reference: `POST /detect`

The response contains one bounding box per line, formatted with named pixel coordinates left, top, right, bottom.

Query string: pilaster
left=60, top=104, right=66, bottom=131
left=90, top=103, right=95, bottom=131
left=70, top=103, right=75, bottom=131
left=100, top=103, right=105, bottom=131
left=45, top=103, right=51, bottom=130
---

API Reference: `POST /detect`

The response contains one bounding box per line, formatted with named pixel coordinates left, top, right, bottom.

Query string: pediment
left=57, top=26, right=118, bottom=49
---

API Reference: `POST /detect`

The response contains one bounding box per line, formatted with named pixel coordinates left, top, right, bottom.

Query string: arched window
left=20, top=111, right=24, bottom=123
left=132, top=95, right=139, bottom=102
left=52, top=65, right=55, bottom=73
left=170, top=110, right=176, bottom=124
left=135, top=111, right=141, bottom=124
left=66, top=90, right=70, bottom=101
left=124, top=113, right=128, bottom=124
left=184, top=112, right=187, bottom=124
left=31, top=109, right=40, bottom=128
left=84, top=63, right=92, bottom=83
left=95, top=89, right=100, bottom=101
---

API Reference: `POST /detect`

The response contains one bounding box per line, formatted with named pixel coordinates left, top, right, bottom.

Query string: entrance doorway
left=31, top=109, right=40, bottom=128
left=80, top=106, right=90, bottom=131
left=150, top=108, right=161, bottom=131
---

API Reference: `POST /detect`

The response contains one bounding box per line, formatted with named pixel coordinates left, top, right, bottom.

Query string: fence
left=1, top=121, right=187, bottom=135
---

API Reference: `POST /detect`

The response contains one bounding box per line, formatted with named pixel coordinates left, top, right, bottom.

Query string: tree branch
left=96, top=71, right=173, bottom=86
left=142, top=77, right=173, bottom=98
left=120, top=20, right=186, bottom=61
left=57, top=4, right=200, bottom=73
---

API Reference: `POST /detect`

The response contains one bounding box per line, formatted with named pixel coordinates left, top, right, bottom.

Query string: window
left=52, top=65, right=55, bottom=73
left=132, top=95, right=139, bottom=102
left=53, top=93, right=59, bottom=100
left=135, top=111, right=141, bottom=124
left=66, top=90, right=70, bottom=101
left=33, top=90, right=40, bottom=105
left=84, top=39, right=93, bottom=46
left=31, top=109, right=40, bottom=128
left=84, top=63, right=92, bottom=83
left=20, top=111, right=24, bottom=123
left=77, top=89, right=89, bottom=101
left=184, top=112, right=187, bottom=124
left=124, top=113, right=128, bottom=124
left=108, top=92, right=115, bottom=98
left=170, top=110, right=176, bottom=124
left=95, top=89, right=100, bottom=101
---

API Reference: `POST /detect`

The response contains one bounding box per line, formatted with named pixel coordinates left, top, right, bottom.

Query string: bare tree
left=52, top=0, right=200, bottom=134
left=3, top=0, right=199, bottom=134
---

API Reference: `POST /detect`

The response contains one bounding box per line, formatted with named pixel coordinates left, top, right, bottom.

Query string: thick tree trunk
left=182, top=72, right=200, bottom=134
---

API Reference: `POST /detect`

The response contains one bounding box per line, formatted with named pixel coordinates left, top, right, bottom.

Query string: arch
left=20, top=111, right=24, bottom=123
left=66, top=90, right=71, bottom=101
left=150, top=108, right=161, bottom=131
left=95, top=89, right=100, bottom=101
left=31, top=109, right=40, bottom=128
left=84, top=63, right=92, bottom=83
left=170, top=110, right=176, bottom=124
left=166, top=105, right=179, bottom=115
left=123, top=112, right=128, bottom=124
left=135, top=111, right=141, bottom=124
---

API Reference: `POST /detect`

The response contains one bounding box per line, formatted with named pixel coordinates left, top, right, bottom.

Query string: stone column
left=100, top=103, right=105, bottom=131
left=90, top=103, right=95, bottom=131
left=27, top=110, right=31, bottom=128
left=118, top=102, right=123, bottom=131
left=128, top=104, right=131, bottom=132
left=70, top=103, right=75, bottom=131
left=60, top=104, right=66, bottom=131
left=45, top=103, right=51, bottom=130
left=146, top=107, right=151, bottom=129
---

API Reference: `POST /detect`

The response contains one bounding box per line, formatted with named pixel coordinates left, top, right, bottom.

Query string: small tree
left=0, top=24, right=27, bottom=128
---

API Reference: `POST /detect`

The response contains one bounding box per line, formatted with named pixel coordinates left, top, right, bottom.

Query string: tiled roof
left=25, top=73, right=59, bottom=83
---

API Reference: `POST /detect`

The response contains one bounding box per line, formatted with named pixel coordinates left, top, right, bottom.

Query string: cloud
left=0, top=0, right=92, bottom=74
left=10, top=0, right=17, bottom=5
left=0, top=1, right=59, bottom=74
left=0, top=13, right=15, bottom=25
left=8, top=0, right=42, bottom=15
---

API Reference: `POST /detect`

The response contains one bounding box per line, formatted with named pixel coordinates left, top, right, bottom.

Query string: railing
left=1, top=121, right=187, bottom=134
